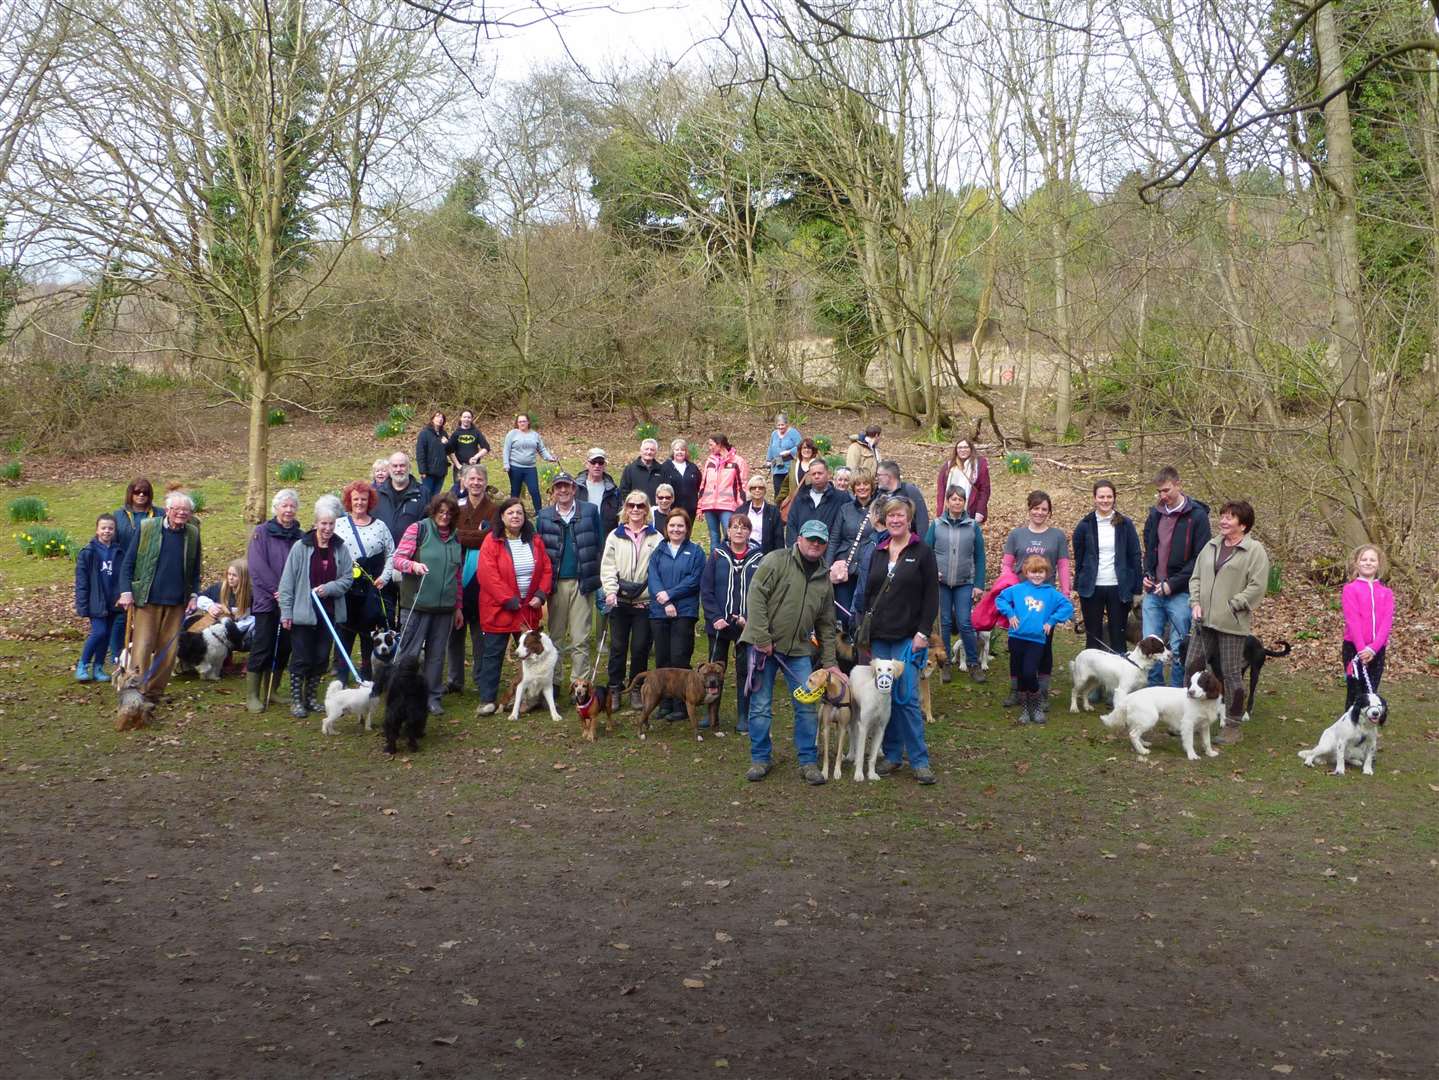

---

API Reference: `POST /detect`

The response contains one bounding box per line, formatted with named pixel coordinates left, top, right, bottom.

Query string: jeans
left=107, top=613, right=128, bottom=663
left=1141, top=590, right=1192, bottom=687
left=476, top=631, right=510, bottom=704
left=1080, top=585, right=1129, bottom=653
left=83, top=614, right=118, bottom=667
left=874, top=638, right=929, bottom=770
left=745, top=650, right=818, bottom=766
left=937, top=583, right=977, bottom=666
left=508, top=466, right=542, bottom=514
left=702, top=510, right=732, bottom=552
left=421, top=475, right=444, bottom=505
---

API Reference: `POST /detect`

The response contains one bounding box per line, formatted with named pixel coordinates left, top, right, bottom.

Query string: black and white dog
left=1206, top=635, right=1291, bottom=722
left=373, top=653, right=428, bottom=755
left=1297, top=693, right=1388, bottom=776
left=176, top=618, right=247, bottom=681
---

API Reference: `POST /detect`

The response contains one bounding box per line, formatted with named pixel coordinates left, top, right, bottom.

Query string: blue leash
left=312, top=590, right=362, bottom=684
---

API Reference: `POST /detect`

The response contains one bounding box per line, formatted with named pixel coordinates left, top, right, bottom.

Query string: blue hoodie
left=75, top=537, right=121, bottom=618
left=995, top=579, right=1074, bottom=644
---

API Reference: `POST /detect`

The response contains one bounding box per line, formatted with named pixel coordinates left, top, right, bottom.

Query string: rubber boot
left=1038, top=674, right=1052, bottom=701
left=1002, top=678, right=1020, bottom=707
left=1032, top=692, right=1049, bottom=725
left=289, top=674, right=308, bottom=719
left=304, top=676, right=322, bottom=714
left=1016, top=691, right=1034, bottom=725
left=246, top=671, right=266, bottom=713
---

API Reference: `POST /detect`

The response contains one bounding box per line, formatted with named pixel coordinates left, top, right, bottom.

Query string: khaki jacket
left=599, top=525, right=662, bottom=606
left=1192, top=535, right=1269, bottom=636
left=740, top=546, right=837, bottom=666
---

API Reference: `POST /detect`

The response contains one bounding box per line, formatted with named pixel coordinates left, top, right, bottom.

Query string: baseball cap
left=586, top=447, right=607, bottom=462
left=549, top=470, right=575, bottom=488
left=798, top=519, right=829, bottom=542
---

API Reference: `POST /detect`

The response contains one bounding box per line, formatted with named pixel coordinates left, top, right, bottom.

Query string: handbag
left=616, top=578, right=646, bottom=603
left=855, top=563, right=897, bottom=649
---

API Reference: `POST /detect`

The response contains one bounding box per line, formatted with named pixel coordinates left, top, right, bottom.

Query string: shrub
left=277, top=460, right=307, bottom=484
left=1005, top=452, right=1033, bottom=475
left=15, top=525, right=75, bottom=559
left=539, top=464, right=560, bottom=492
left=788, top=411, right=809, bottom=428
left=813, top=435, right=833, bottom=454
left=374, top=419, right=405, bottom=439
left=266, top=408, right=287, bottom=427
left=824, top=454, right=845, bottom=470
left=188, top=491, right=207, bottom=514
left=1267, top=562, right=1282, bottom=596
left=8, top=495, right=48, bottom=522
left=0, top=459, right=21, bottom=481
left=1115, top=438, right=1130, bottom=455
left=633, top=420, right=659, bottom=442
left=388, top=403, right=416, bottom=424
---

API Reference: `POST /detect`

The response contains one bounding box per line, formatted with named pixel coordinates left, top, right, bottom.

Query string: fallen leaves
left=682, top=978, right=706, bottom=989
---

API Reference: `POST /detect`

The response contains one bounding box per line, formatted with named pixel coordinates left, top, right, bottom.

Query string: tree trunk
left=244, top=365, right=272, bottom=525
left=1052, top=219, right=1071, bottom=440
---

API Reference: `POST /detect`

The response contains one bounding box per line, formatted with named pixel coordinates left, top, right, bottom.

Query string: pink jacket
left=1341, top=577, right=1393, bottom=653
left=972, top=567, right=1020, bottom=633
left=698, top=450, right=749, bottom=513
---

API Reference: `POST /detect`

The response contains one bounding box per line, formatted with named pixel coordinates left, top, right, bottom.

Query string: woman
left=854, top=496, right=940, bottom=785
left=109, top=478, right=159, bottom=663
left=700, top=514, right=765, bottom=731
left=392, top=492, right=465, bottom=716
left=501, top=412, right=557, bottom=514
left=189, top=561, right=254, bottom=667
left=696, top=433, right=749, bottom=551
left=1071, top=479, right=1142, bottom=656
left=788, top=438, right=820, bottom=495
left=740, top=474, right=784, bottom=554
left=415, top=410, right=449, bottom=504
left=244, top=488, right=303, bottom=713
left=1188, top=500, right=1270, bottom=745
left=445, top=408, right=490, bottom=495
left=475, top=498, right=554, bottom=715
left=999, top=491, right=1071, bottom=707
left=371, top=458, right=390, bottom=490
left=835, top=472, right=879, bottom=626
left=924, top=486, right=987, bottom=683
left=766, top=413, right=802, bottom=500
left=647, top=508, right=706, bottom=721
left=651, top=484, right=678, bottom=531
left=833, top=466, right=853, bottom=495
left=658, top=438, right=700, bottom=521
left=935, top=437, right=991, bottom=525
left=599, top=492, right=662, bottom=712
left=335, top=479, right=396, bottom=683
left=278, top=496, right=354, bottom=718
left=448, top=464, right=497, bottom=694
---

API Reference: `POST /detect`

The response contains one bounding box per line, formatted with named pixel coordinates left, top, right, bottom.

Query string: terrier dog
left=918, top=632, right=947, bottom=724
left=570, top=676, right=613, bottom=742
left=374, top=653, right=428, bottom=754
left=1298, top=692, right=1388, bottom=776
left=113, top=670, right=155, bottom=732
left=322, top=678, right=379, bottom=735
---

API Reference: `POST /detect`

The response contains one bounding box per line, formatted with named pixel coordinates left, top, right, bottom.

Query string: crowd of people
left=74, top=412, right=1394, bottom=786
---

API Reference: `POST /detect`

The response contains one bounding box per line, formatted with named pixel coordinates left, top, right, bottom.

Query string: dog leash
left=312, top=590, right=363, bottom=684
left=1092, top=636, right=1140, bottom=668
left=393, top=568, right=428, bottom=656
left=1348, top=656, right=1374, bottom=695
left=587, top=620, right=609, bottom=685
left=264, top=616, right=284, bottom=707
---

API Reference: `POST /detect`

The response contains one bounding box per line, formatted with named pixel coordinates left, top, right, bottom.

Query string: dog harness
left=575, top=689, right=600, bottom=721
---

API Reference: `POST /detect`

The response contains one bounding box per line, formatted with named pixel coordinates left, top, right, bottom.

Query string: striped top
left=508, top=538, right=535, bottom=596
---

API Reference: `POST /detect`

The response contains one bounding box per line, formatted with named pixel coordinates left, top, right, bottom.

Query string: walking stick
left=264, top=616, right=284, bottom=708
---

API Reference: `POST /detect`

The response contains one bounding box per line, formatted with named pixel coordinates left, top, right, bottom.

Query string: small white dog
left=503, top=629, right=562, bottom=722
left=847, top=658, right=900, bottom=782
left=1069, top=634, right=1171, bottom=713
left=1297, top=693, right=1388, bottom=776
left=1101, top=669, right=1225, bottom=760
left=322, top=679, right=379, bottom=735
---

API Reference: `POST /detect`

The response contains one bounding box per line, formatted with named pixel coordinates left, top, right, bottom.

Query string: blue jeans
left=874, top=638, right=929, bottom=769
left=509, top=466, right=541, bottom=514
left=83, top=614, right=118, bottom=667
left=938, top=583, right=977, bottom=666
left=421, top=474, right=444, bottom=505
left=703, top=510, right=732, bottom=551
left=1142, top=590, right=1192, bottom=687
left=476, top=630, right=510, bottom=704
left=745, top=650, right=817, bottom=766
left=107, top=613, right=127, bottom=663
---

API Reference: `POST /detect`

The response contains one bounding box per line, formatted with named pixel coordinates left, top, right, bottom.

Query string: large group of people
left=76, top=412, right=1391, bottom=786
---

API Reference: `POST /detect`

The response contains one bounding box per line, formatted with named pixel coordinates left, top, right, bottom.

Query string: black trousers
left=607, top=604, right=652, bottom=691
left=1080, top=586, right=1129, bottom=653
left=289, top=623, right=333, bottom=680
left=1342, top=642, right=1386, bottom=708
left=651, top=616, right=697, bottom=672
left=246, top=609, right=291, bottom=675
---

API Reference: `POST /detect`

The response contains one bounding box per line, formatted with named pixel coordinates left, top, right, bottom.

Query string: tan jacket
left=845, top=438, right=878, bottom=474
left=1191, top=535, right=1269, bottom=636
left=599, top=525, right=662, bottom=606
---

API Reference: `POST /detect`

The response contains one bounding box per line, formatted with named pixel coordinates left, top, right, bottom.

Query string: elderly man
left=245, top=487, right=303, bottom=711
left=619, top=438, right=665, bottom=506
left=580, top=448, right=622, bottom=534
left=375, top=451, right=428, bottom=544
left=875, top=459, right=929, bottom=537
left=740, top=519, right=839, bottom=786
left=537, top=471, right=602, bottom=687
left=1142, top=465, right=1212, bottom=688
left=117, top=490, right=203, bottom=702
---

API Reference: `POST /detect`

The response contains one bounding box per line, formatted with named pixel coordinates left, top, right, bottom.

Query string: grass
left=1, top=459, right=21, bottom=481
left=8, top=495, right=48, bottom=522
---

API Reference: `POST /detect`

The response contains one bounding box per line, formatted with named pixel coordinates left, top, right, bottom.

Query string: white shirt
left=810, top=487, right=824, bottom=507
left=508, top=538, right=535, bottom=596
left=1095, top=512, right=1118, bottom=587
left=584, top=478, right=606, bottom=509
left=747, top=502, right=765, bottom=537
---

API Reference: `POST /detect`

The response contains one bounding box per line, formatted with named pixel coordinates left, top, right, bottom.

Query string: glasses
left=626, top=501, right=646, bottom=508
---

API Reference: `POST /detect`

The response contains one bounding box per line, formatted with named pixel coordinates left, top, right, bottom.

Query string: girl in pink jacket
left=1340, top=544, right=1394, bottom=707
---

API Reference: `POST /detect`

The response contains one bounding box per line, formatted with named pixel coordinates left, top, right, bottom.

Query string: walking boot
left=968, top=663, right=987, bottom=684
left=1002, top=679, right=1020, bottom=708
left=607, top=686, right=621, bottom=714
left=629, top=689, right=643, bottom=712
left=304, top=676, right=322, bottom=714
left=1213, top=720, right=1243, bottom=745
left=289, top=674, right=308, bottom=719
left=940, top=660, right=953, bottom=685
left=74, top=660, right=92, bottom=682
left=246, top=671, right=265, bottom=713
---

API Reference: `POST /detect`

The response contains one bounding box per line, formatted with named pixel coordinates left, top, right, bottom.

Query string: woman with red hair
left=334, top=478, right=396, bottom=682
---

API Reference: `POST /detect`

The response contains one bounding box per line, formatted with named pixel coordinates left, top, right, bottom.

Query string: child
left=75, top=513, right=122, bottom=682
left=996, top=554, right=1074, bottom=725
left=1340, top=544, right=1393, bottom=708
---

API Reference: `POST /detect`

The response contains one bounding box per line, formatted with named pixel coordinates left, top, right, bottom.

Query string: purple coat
left=247, top=518, right=303, bottom=614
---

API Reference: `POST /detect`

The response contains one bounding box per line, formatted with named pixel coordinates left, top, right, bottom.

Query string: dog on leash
left=322, top=678, right=379, bottom=735
left=113, top=670, right=155, bottom=732
left=918, top=632, right=948, bottom=724
left=570, top=676, right=614, bottom=742
left=176, top=618, right=246, bottom=681
left=1297, top=692, right=1388, bottom=776
left=1069, top=634, right=1171, bottom=713
left=373, top=653, right=428, bottom=754
left=623, top=663, right=727, bottom=740
left=1101, top=670, right=1225, bottom=760
left=498, top=630, right=563, bottom=722
left=1206, top=636, right=1291, bottom=722
left=802, top=667, right=854, bottom=780
left=847, top=658, right=900, bottom=781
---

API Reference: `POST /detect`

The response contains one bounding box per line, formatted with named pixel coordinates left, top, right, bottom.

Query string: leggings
left=1009, top=637, right=1046, bottom=692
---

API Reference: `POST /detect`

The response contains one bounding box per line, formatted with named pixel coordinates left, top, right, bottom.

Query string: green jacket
left=740, top=545, right=837, bottom=666
left=1191, top=535, right=1269, bottom=637
left=127, top=517, right=201, bottom=607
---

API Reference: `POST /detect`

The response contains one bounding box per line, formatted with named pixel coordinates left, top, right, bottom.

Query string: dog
left=974, top=628, right=993, bottom=672
left=834, top=625, right=858, bottom=675
left=1069, top=634, right=1171, bottom=713
left=623, top=663, right=727, bottom=740
left=1206, top=636, right=1291, bottom=722
left=570, top=676, right=614, bottom=742
left=1298, top=693, right=1388, bottom=776
left=498, top=630, right=563, bottom=722
left=370, top=626, right=399, bottom=664
left=847, top=658, right=900, bottom=781
left=373, top=653, right=428, bottom=754
left=113, top=670, right=155, bottom=732
left=1101, top=669, right=1225, bottom=760
left=918, top=632, right=947, bottom=724
left=176, top=618, right=246, bottom=681
left=803, top=668, right=853, bottom=780
left=322, top=678, right=379, bottom=735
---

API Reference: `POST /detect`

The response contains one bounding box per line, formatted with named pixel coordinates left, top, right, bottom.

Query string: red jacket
left=971, top=567, right=1019, bottom=633
left=936, top=454, right=991, bottom=521
left=477, top=530, right=553, bottom=634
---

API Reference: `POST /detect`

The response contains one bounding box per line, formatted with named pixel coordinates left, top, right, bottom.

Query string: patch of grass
left=1267, top=562, right=1282, bottom=595
left=374, top=419, right=404, bottom=439
left=1, top=459, right=21, bottom=482
left=9, top=495, right=48, bottom=522
left=824, top=454, right=845, bottom=470
left=388, top=403, right=415, bottom=424
left=189, top=490, right=207, bottom=514
left=276, top=460, right=307, bottom=484
left=266, top=408, right=287, bottom=427
left=633, top=421, right=659, bottom=442
left=15, top=524, right=75, bottom=558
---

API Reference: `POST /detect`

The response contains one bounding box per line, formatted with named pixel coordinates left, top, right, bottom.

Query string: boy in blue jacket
left=74, top=513, right=122, bottom=682
left=996, top=554, right=1074, bottom=725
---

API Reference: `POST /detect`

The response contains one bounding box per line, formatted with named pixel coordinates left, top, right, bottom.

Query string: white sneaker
left=476, top=702, right=497, bottom=716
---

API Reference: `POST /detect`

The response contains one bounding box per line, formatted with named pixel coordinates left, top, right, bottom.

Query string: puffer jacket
left=646, top=539, right=706, bottom=619
left=599, top=523, right=662, bottom=607
left=536, top=501, right=603, bottom=595
left=697, top=450, right=749, bottom=513
left=924, top=510, right=986, bottom=588
left=740, top=545, right=837, bottom=666
left=1191, top=535, right=1269, bottom=637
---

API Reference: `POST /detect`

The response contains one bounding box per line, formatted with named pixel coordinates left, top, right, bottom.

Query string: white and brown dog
left=1101, top=669, right=1225, bottom=760
left=847, top=658, right=900, bottom=781
left=1069, top=634, right=1171, bottom=713
left=500, top=630, right=563, bottom=722
left=802, top=667, right=853, bottom=780
left=1298, top=693, right=1387, bottom=776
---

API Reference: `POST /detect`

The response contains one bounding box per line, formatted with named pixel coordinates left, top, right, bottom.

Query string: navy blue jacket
left=701, top=542, right=765, bottom=637
left=647, top=539, right=706, bottom=619
left=75, top=538, right=121, bottom=617
left=657, top=459, right=701, bottom=520
left=415, top=425, right=448, bottom=479
left=375, top=476, right=428, bottom=544
left=1142, top=497, right=1212, bottom=594
left=536, top=501, right=603, bottom=595
left=1072, top=511, right=1143, bottom=599
left=784, top=484, right=854, bottom=564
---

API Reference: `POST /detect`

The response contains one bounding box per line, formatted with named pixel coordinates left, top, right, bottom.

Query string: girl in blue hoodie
left=75, top=513, right=122, bottom=681
left=996, top=555, right=1074, bottom=725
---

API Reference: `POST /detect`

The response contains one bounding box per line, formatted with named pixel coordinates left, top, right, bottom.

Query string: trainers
left=476, top=702, right=497, bottom=716
left=912, top=765, right=937, bottom=785
left=799, top=763, right=827, bottom=786
left=968, top=664, right=987, bottom=684
left=745, top=762, right=772, bottom=782
left=874, top=758, right=903, bottom=776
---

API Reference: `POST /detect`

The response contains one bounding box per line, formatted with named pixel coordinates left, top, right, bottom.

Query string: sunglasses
left=626, top=501, right=646, bottom=508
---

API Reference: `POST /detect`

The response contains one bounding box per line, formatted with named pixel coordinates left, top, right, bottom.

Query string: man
left=536, top=471, right=602, bottom=687
left=846, top=424, right=881, bottom=474
left=740, top=519, right=840, bottom=787
left=580, top=448, right=622, bottom=534
left=1141, top=466, right=1211, bottom=687
left=619, top=438, right=664, bottom=505
left=445, top=408, right=490, bottom=494
left=375, top=451, right=428, bottom=544
left=875, top=459, right=929, bottom=537
left=117, top=490, right=202, bottom=702
left=784, top=458, right=853, bottom=572
left=765, top=413, right=802, bottom=500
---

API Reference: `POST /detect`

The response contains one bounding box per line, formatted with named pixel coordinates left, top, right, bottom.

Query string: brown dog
left=113, top=671, right=154, bottom=732
left=919, top=632, right=948, bottom=724
left=570, top=677, right=613, bottom=742
left=623, top=662, right=727, bottom=740
left=804, top=668, right=853, bottom=780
